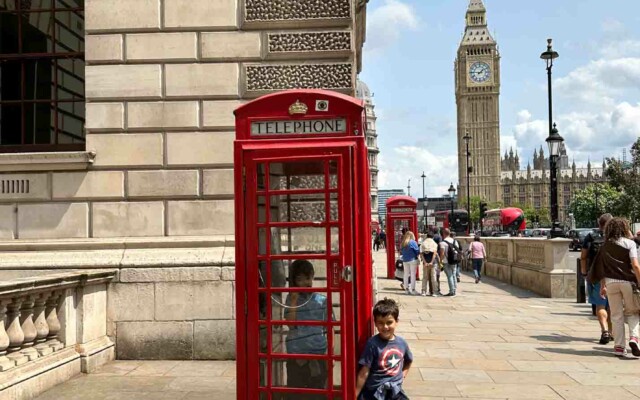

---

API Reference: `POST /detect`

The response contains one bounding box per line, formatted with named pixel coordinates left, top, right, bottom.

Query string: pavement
left=35, top=249, right=640, bottom=400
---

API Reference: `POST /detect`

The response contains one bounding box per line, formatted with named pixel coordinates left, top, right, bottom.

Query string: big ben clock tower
left=455, top=0, right=501, bottom=203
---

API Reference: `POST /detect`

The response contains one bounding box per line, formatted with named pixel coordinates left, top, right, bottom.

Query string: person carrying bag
left=588, top=217, right=640, bottom=358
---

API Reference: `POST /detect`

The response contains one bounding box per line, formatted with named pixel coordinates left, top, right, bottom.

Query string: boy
left=284, top=260, right=329, bottom=398
left=356, top=298, right=413, bottom=400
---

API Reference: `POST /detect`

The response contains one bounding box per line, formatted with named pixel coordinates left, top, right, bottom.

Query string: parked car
left=532, top=228, right=551, bottom=238
left=566, top=228, right=594, bottom=251
left=522, top=229, right=534, bottom=237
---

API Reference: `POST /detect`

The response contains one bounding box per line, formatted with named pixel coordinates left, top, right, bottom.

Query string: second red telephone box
left=234, top=89, right=374, bottom=400
left=385, top=196, right=418, bottom=279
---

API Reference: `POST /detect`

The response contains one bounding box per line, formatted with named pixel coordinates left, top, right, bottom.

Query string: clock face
left=469, top=61, right=491, bottom=83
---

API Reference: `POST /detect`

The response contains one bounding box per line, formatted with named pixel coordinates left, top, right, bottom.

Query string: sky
left=360, top=0, right=640, bottom=198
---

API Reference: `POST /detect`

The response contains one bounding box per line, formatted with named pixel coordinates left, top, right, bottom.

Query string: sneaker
left=421, top=292, right=428, bottom=297
left=431, top=293, right=439, bottom=297
left=457, top=277, right=461, bottom=283
left=475, top=277, right=479, bottom=284
left=450, top=292, right=457, bottom=297
left=614, top=346, right=627, bottom=357
left=444, top=292, right=453, bottom=297
left=599, top=331, right=611, bottom=345
left=400, top=283, right=405, bottom=290
left=629, top=337, right=640, bottom=357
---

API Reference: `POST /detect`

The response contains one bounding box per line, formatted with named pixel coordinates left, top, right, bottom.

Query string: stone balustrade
left=458, top=237, right=574, bottom=298
left=0, top=270, right=115, bottom=400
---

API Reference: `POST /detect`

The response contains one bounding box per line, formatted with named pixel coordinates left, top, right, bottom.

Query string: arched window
left=0, top=0, right=84, bottom=152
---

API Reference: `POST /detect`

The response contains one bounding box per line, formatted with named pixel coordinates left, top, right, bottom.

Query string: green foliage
left=604, top=138, right=640, bottom=222
left=569, top=183, right=622, bottom=227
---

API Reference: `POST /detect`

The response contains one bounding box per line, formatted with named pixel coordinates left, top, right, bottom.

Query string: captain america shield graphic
left=379, top=347, right=404, bottom=376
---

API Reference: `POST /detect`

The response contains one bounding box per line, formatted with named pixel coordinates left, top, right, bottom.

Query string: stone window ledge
left=0, top=151, right=96, bottom=172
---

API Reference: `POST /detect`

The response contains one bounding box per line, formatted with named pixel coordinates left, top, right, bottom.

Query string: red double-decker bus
left=483, top=207, right=526, bottom=236
left=431, top=210, right=469, bottom=236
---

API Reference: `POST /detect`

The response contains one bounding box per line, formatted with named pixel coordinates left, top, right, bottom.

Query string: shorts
left=588, top=281, right=609, bottom=307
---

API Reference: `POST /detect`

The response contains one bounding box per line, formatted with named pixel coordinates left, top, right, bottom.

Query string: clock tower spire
left=455, top=0, right=501, bottom=204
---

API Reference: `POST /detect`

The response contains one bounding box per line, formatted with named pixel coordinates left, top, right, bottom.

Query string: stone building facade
left=356, top=79, right=380, bottom=221
left=0, top=0, right=367, bottom=361
left=500, top=147, right=605, bottom=223
left=455, top=0, right=501, bottom=203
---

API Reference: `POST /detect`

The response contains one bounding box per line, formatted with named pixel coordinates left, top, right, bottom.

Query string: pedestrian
left=449, top=232, right=462, bottom=283
left=634, top=230, right=640, bottom=250
left=420, top=232, right=440, bottom=296
left=379, top=230, right=387, bottom=250
left=439, top=228, right=457, bottom=297
left=356, top=298, right=413, bottom=400
left=467, top=235, right=486, bottom=283
left=581, top=213, right=613, bottom=345
left=373, top=232, right=381, bottom=252
left=400, top=231, right=420, bottom=295
left=284, top=260, right=329, bottom=396
left=432, top=228, right=443, bottom=292
left=588, top=217, right=640, bottom=357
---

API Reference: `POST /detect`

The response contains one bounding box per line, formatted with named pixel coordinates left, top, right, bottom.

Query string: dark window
left=0, top=0, right=84, bottom=153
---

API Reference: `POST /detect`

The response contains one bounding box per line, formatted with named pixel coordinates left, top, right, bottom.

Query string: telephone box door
left=243, top=145, right=356, bottom=400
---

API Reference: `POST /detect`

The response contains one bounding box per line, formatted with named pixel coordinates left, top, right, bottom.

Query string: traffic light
left=479, top=202, right=488, bottom=219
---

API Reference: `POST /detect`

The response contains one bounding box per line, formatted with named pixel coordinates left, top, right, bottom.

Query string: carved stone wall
left=245, top=63, right=353, bottom=93
left=268, top=32, right=351, bottom=53
left=245, top=0, right=351, bottom=22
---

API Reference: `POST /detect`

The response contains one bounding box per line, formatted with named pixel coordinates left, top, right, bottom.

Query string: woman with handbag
left=589, top=217, right=640, bottom=358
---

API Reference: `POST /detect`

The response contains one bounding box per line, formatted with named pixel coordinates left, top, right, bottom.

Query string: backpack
left=446, top=239, right=460, bottom=264
left=587, top=231, right=605, bottom=272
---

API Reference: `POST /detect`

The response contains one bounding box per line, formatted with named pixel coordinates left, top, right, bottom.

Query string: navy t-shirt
left=358, top=334, right=413, bottom=398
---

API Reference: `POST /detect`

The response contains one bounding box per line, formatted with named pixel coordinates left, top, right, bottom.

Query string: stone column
left=6, top=297, right=28, bottom=366
left=33, top=292, right=53, bottom=357
left=0, top=299, right=15, bottom=371
left=19, top=294, right=39, bottom=361
left=45, top=291, right=64, bottom=351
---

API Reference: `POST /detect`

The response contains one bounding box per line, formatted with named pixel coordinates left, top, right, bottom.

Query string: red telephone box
left=385, top=196, right=418, bottom=279
left=234, top=89, right=374, bottom=400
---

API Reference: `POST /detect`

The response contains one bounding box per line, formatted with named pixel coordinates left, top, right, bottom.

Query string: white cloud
left=601, top=18, right=626, bottom=34
left=364, top=0, right=420, bottom=56
left=378, top=146, right=457, bottom=197
left=599, top=40, right=640, bottom=58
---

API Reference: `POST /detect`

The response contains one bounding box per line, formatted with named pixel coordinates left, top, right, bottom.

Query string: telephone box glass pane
left=329, top=193, right=338, bottom=221
left=332, top=361, right=342, bottom=389
left=257, top=260, right=287, bottom=289
left=269, top=323, right=334, bottom=354
left=329, top=160, right=338, bottom=189
left=330, top=228, right=339, bottom=254
left=271, top=227, right=326, bottom=254
left=271, top=358, right=329, bottom=393
left=257, top=163, right=266, bottom=190
left=271, top=193, right=327, bottom=223
left=257, top=196, right=268, bottom=223
left=269, top=161, right=325, bottom=190
left=330, top=292, right=342, bottom=324
left=270, top=259, right=328, bottom=289
left=393, top=219, right=410, bottom=252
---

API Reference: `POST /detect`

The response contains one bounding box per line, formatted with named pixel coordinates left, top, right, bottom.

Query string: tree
left=605, top=138, right=640, bottom=222
left=569, top=183, right=622, bottom=227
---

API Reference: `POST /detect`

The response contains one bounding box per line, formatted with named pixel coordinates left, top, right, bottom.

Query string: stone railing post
left=0, top=299, right=14, bottom=371
left=33, top=291, right=53, bottom=357
left=6, top=297, right=28, bottom=366
left=45, top=291, right=64, bottom=351
left=20, top=294, right=39, bottom=361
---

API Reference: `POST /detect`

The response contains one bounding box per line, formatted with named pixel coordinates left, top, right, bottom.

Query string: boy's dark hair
left=373, top=298, right=399, bottom=321
left=427, top=232, right=434, bottom=238
left=290, top=259, right=314, bottom=281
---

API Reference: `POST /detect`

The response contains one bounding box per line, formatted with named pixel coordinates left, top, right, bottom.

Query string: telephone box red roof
left=386, top=196, right=417, bottom=206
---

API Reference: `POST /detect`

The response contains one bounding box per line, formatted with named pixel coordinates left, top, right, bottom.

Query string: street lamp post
left=407, top=178, right=411, bottom=197
left=421, top=172, right=427, bottom=233
left=541, top=38, right=564, bottom=239
left=448, top=183, right=456, bottom=229
left=462, top=132, right=472, bottom=222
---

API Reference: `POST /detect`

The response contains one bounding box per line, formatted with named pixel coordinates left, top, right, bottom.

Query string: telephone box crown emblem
left=288, top=100, right=308, bottom=115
